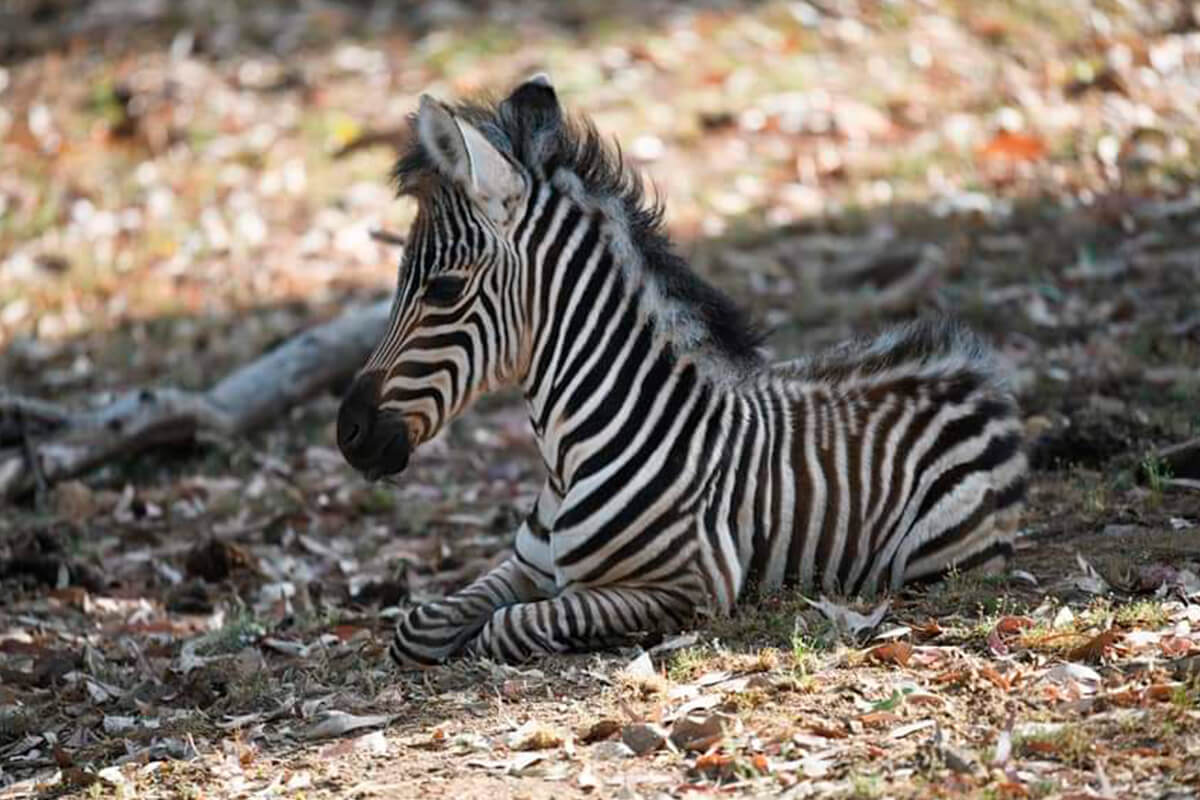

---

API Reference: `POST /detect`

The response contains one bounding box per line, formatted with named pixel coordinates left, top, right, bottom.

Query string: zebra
left=336, top=75, right=1028, bottom=667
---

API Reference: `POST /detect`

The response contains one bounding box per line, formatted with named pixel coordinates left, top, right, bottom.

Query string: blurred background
left=3, top=2, right=1200, bottom=793
left=3, top=0, right=1198, bottom=376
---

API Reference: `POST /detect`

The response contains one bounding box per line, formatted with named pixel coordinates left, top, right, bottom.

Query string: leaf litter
left=3, top=0, right=1200, bottom=797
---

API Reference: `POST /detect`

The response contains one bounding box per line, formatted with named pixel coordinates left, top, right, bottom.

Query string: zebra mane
left=392, top=87, right=767, bottom=367
left=784, top=318, right=1009, bottom=391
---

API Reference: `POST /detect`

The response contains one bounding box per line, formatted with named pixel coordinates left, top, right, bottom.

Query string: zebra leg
left=390, top=556, right=549, bottom=667
left=462, top=578, right=706, bottom=664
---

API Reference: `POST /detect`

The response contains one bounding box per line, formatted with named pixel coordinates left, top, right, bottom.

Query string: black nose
left=337, top=372, right=411, bottom=479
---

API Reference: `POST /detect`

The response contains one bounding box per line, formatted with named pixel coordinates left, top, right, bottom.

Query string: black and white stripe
left=344, top=78, right=1028, bottom=667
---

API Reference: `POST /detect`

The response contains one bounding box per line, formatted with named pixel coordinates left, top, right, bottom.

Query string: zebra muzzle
left=337, top=373, right=412, bottom=480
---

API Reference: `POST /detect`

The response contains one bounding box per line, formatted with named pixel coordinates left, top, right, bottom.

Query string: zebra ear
left=417, top=95, right=525, bottom=223
left=502, top=73, right=562, bottom=127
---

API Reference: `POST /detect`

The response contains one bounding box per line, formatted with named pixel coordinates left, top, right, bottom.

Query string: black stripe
left=559, top=318, right=659, bottom=476
left=909, top=431, right=1022, bottom=529
left=527, top=213, right=598, bottom=401
left=557, top=366, right=700, bottom=557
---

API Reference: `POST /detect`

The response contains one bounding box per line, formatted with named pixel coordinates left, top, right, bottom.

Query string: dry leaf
left=1145, top=683, right=1179, bottom=701
left=979, top=665, right=1010, bottom=691
left=804, top=596, right=890, bottom=639
left=869, top=641, right=913, bottom=666
left=580, top=719, right=621, bottom=743
left=1066, top=629, right=1119, bottom=663
left=858, top=711, right=900, bottom=728
left=980, top=132, right=1047, bottom=162
left=995, top=616, right=1035, bottom=635
left=670, top=713, right=726, bottom=752
left=301, top=710, right=392, bottom=740
left=694, top=752, right=733, bottom=772
left=507, top=720, right=563, bottom=751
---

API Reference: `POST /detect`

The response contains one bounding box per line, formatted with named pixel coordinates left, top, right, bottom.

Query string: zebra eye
left=423, top=275, right=468, bottom=307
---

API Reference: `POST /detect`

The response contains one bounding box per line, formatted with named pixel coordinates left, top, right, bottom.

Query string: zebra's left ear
left=417, top=95, right=525, bottom=224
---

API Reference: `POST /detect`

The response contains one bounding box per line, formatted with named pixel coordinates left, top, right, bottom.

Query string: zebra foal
left=336, top=76, right=1028, bottom=666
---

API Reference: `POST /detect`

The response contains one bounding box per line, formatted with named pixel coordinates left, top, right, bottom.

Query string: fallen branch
left=1, top=300, right=391, bottom=501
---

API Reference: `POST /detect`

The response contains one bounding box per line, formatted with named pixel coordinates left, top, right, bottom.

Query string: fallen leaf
left=301, top=710, right=392, bottom=740
left=1145, top=683, right=1180, bottom=701
left=980, top=131, right=1047, bottom=162
left=869, top=641, right=913, bottom=666
left=695, top=752, right=733, bottom=772
left=979, top=665, right=1010, bottom=691
left=987, top=627, right=1010, bottom=656
left=891, top=719, right=936, bottom=739
left=805, top=596, right=890, bottom=639
left=807, top=722, right=848, bottom=739
left=995, top=616, right=1036, bottom=635
left=859, top=711, right=900, bottom=728
left=507, top=720, right=563, bottom=751
left=621, top=722, right=667, bottom=755
left=1067, top=629, right=1119, bottom=663
left=670, top=713, right=726, bottom=752
left=580, top=719, right=621, bottom=743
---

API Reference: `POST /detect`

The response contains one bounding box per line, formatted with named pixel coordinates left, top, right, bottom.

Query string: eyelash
left=423, top=275, right=468, bottom=307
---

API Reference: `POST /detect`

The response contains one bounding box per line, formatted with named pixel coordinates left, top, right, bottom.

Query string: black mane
left=393, top=92, right=766, bottom=366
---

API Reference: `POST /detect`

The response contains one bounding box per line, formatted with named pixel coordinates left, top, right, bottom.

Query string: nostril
left=337, top=372, right=385, bottom=459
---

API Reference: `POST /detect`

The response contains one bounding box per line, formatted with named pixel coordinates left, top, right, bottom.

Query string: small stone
left=620, top=722, right=666, bottom=755
left=590, top=740, right=634, bottom=760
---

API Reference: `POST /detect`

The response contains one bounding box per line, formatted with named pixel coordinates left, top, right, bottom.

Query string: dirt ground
left=2, top=1, right=1200, bottom=797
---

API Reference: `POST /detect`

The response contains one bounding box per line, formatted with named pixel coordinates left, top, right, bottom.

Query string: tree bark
left=0, top=300, right=391, bottom=501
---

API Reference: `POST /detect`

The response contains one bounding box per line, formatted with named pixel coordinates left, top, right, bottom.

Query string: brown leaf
left=869, top=641, right=913, bottom=667
left=1023, top=738, right=1059, bottom=755
left=980, top=132, right=1047, bottom=162
left=1146, top=684, right=1177, bottom=702
left=580, top=719, right=621, bottom=743
left=621, top=722, right=666, bottom=755
left=670, top=713, right=726, bottom=752
left=933, top=669, right=971, bottom=685
left=911, top=619, right=943, bottom=640
left=1105, top=687, right=1142, bottom=707
left=995, top=616, right=1035, bottom=635
left=858, top=711, right=901, bottom=728
left=979, top=665, right=1011, bottom=691
left=807, top=722, right=848, bottom=739
left=1067, top=629, right=1119, bottom=663
left=186, top=538, right=256, bottom=582
left=994, top=780, right=1030, bottom=798
left=694, top=752, right=733, bottom=772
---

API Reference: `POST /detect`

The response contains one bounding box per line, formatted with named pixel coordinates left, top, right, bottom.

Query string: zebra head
left=338, top=78, right=557, bottom=479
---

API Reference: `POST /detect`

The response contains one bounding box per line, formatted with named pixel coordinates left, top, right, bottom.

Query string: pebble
left=621, top=722, right=666, bottom=755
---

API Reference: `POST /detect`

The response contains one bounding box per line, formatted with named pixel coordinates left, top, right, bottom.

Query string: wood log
left=0, top=300, right=391, bottom=501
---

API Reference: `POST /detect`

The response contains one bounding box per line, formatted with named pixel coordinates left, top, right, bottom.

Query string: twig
left=369, top=228, right=407, bottom=247
left=16, top=407, right=48, bottom=511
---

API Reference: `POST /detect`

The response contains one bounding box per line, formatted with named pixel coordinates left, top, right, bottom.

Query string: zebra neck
left=517, top=192, right=720, bottom=491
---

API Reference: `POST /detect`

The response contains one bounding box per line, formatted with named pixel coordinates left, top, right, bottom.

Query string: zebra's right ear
left=417, top=95, right=525, bottom=224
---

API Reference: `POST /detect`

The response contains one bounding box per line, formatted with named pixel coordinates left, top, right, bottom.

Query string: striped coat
left=335, top=76, right=1028, bottom=666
